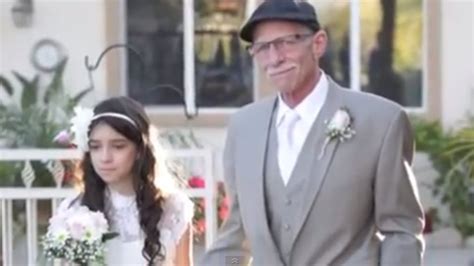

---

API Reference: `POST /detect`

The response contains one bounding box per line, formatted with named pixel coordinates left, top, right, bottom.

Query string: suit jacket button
left=285, top=198, right=292, bottom=205
left=283, top=224, right=290, bottom=231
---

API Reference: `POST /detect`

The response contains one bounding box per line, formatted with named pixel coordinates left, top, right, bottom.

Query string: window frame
left=349, top=0, right=428, bottom=113
left=118, top=0, right=259, bottom=118
left=103, top=0, right=439, bottom=126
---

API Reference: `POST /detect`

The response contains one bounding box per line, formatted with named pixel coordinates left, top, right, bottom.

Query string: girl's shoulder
left=56, top=191, right=83, bottom=213
left=159, top=190, right=194, bottom=244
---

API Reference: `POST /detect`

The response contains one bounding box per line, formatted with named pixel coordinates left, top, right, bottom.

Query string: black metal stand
left=84, top=43, right=197, bottom=119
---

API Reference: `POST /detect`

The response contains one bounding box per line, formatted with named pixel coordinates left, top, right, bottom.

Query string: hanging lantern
left=11, top=0, right=34, bottom=28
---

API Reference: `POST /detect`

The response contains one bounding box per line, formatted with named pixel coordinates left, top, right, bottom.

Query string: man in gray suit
left=200, top=1, right=425, bottom=265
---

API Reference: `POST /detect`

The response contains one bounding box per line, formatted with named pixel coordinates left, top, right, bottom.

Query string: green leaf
left=44, top=58, right=68, bottom=104
left=67, top=87, right=93, bottom=111
left=102, top=232, right=119, bottom=242
left=0, top=75, right=14, bottom=96
left=0, top=162, right=18, bottom=186
left=13, top=71, right=40, bottom=110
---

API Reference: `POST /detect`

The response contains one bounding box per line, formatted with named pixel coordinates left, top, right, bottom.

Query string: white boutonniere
left=318, top=107, right=356, bottom=159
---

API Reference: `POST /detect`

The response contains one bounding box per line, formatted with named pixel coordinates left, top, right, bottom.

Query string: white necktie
left=285, top=111, right=300, bottom=148
left=279, top=111, right=301, bottom=185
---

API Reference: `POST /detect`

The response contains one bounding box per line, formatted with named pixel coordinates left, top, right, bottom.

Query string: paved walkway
left=6, top=237, right=474, bottom=265
left=195, top=246, right=474, bottom=266
left=424, top=248, right=474, bottom=266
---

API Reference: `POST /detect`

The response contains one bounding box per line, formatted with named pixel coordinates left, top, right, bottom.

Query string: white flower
left=319, top=107, right=356, bottom=159
left=42, top=205, right=116, bottom=264
left=49, top=228, right=70, bottom=246
left=46, top=213, right=70, bottom=245
left=66, top=206, right=108, bottom=241
left=48, top=214, right=65, bottom=230
left=90, top=211, right=109, bottom=236
left=47, top=206, right=109, bottom=242
left=328, top=109, right=351, bottom=133
left=326, top=107, right=355, bottom=142
left=47, top=210, right=69, bottom=237
left=70, top=106, right=94, bottom=152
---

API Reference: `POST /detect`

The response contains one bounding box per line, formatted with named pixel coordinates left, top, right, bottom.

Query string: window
left=126, top=0, right=254, bottom=115
left=312, top=1, right=351, bottom=88
left=124, top=0, right=427, bottom=116
left=127, top=0, right=184, bottom=106
left=310, top=0, right=425, bottom=109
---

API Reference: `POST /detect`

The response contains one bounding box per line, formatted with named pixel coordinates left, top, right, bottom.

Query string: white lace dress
left=57, top=189, right=194, bottom=265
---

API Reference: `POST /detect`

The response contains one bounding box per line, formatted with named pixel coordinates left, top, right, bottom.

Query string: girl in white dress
left=57, top=96, right=194, bottom=265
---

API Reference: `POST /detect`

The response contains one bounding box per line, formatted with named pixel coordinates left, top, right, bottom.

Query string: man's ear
left=312, top=30, right=328, bottom=59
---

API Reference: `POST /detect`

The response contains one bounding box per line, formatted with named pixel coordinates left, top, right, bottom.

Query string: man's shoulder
left=334, top=85, right=406, bottom=120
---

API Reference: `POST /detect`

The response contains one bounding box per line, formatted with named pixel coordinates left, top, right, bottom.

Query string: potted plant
left=0, top=58, right=91, bottom=187
left=187, top=175, right=229, bottom=244
left=441, top=122, right=474, bottom=239
left=413, top=117, right=474, bottom=243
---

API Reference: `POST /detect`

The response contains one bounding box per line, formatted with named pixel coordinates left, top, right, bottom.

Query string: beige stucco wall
left=0, top=0, right=108, bottom=106
left=440, top=0, right=474, bottom=130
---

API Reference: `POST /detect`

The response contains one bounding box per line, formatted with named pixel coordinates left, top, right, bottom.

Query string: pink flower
left=195, top=218, right=205, bottom=233
left=53, top=130, right=72, bottom=145
left=188, top=176, right=205, bottom=188
left=64, top=206, right=108, bottom=241
left=68, top=220, right=87, bottom=240
left=220, top=197, right=230, bottom=208
left=219, top=197, right=230, bottom=221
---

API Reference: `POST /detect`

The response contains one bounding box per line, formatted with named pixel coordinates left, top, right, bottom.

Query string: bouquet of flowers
left=42, top=205, right=118, bottom=265
left=188, top=176, right=229, bottom=243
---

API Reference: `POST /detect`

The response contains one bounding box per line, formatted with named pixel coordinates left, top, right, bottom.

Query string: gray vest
left=263, top=107, right=321, bottom=265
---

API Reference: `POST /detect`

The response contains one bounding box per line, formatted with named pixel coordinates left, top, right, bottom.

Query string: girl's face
left=88, top=122, right=138, bottom=188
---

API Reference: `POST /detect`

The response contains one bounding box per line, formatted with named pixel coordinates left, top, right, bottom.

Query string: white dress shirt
left=276, top=71, right=329, bottom=185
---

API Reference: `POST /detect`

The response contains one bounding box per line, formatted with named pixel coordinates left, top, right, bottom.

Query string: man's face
left=250, top=21, right=326, bottom=93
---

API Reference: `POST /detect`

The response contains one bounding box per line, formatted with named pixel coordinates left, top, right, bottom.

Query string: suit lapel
left=246, top=96, right=282, bottom=258
left=290, top=81, right=343, bottom=246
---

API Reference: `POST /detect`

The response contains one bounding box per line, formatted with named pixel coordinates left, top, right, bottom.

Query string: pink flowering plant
left=187, top=176, right=229, bottom=242
left=42, top=206, right=117, bottom=265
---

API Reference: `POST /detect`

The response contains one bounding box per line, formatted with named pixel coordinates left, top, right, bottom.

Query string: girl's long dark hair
left=78, top=96, right=165, bottom=264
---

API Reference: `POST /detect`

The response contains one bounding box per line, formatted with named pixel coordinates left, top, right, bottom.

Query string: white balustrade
left=0, top=148, right=216, bottom=266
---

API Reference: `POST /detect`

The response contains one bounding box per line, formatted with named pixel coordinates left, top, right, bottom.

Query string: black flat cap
left=240, top=0, right=320, bottom=42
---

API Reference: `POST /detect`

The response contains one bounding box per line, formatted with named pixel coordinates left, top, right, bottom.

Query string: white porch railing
left=0, top=148, right=216, bottom=266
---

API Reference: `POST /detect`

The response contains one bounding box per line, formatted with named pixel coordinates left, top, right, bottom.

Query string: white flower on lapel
left=318, top=107, right=355, bottom=159
left=70, top=106, right=94, bottom=152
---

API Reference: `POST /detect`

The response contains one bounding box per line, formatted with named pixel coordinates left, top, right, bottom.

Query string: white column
left=183, top=0, right=197, bottom=116
left=350, top=0, right=361, bottom=91
left=441, top=0, right=474, bottom=129
left=26, top=199, right=38, bottom=266
left=1, top=199, right=13, bottom=266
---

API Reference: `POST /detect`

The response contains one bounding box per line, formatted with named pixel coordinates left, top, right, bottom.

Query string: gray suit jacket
left=199, top=79, right=425, bottom=266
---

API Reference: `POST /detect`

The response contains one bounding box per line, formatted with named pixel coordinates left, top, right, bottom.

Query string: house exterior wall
left=0, top=0, right=107, bottom=106
left=440, top=0, right=474, bottom=130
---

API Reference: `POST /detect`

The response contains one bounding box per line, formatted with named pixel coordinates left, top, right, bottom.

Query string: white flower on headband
left=68, top=106, right=139, bottom=152
left=70, top=106, right=94, bottom=152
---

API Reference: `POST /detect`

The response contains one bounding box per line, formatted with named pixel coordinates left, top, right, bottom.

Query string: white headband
left=92, top=112, right=138, bottom=128
left=69, top=107, right=138, bottom=152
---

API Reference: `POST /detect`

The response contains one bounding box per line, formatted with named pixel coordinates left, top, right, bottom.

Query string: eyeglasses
left=247, top=33, right=314, bottom=57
